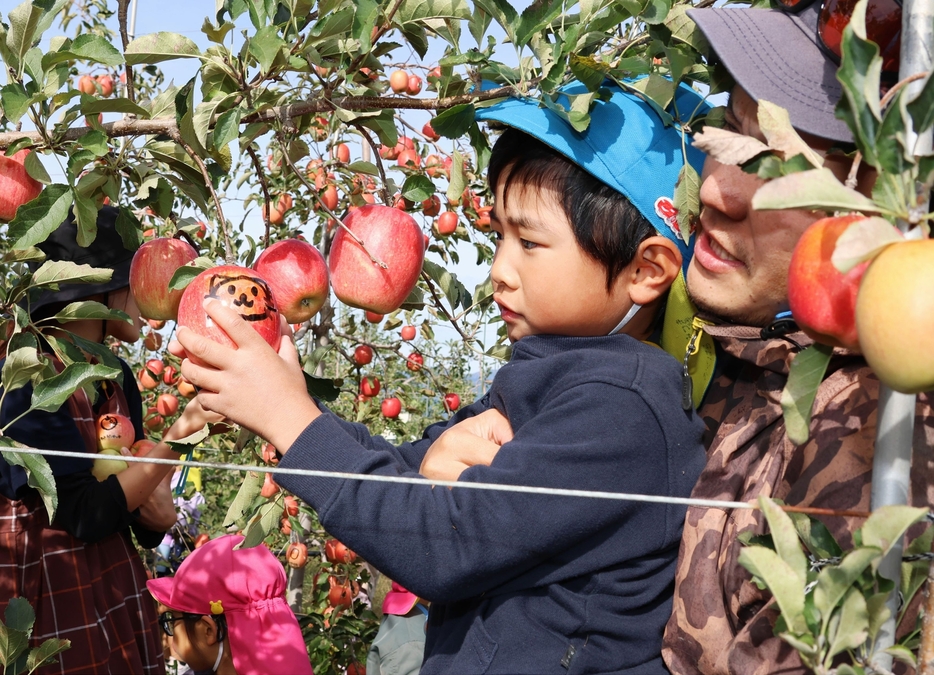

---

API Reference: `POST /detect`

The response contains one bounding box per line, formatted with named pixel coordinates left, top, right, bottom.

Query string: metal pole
left=869, top=0, right=933, bottom=667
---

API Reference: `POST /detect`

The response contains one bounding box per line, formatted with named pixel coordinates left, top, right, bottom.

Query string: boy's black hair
left=487, top=128, right=656, bottom=290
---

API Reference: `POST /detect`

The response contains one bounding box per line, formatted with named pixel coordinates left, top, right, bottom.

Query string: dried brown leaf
left=757, top=100, right=824, bottom=169
left=692, top=126, right=770, bottom=166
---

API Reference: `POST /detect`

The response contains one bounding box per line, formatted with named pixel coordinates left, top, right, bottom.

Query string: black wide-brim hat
left=28, top=205, right=138, bottom=312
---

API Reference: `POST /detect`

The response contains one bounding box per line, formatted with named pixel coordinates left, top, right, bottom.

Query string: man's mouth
left=707, top=235, right=739, bottom=263
left=694, top=230, right=745, bottom=272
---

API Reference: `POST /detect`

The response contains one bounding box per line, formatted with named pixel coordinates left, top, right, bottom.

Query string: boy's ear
left=627, top=236, right=682, bottom=306
left=198, top=616, right=221, bottom=646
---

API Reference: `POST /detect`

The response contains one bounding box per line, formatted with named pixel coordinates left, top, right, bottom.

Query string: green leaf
left=569, top=54, right=607, bottom=92
left=223, top=471, right=264, bottom=529
left=673, top=162, right=700, bottom=242
left=213, top=107, right=242, bottom=148
left=692, top=126, right=771, bottom=166
left=780, top=343, right=833, bottom=445
left=81, top=97, right=150, bottom=118
left=29, top=260, right=112, bottom=290
left=41, top=33, right=124, bottom=68
left=860, top=505, right=927, bottom=558
left=30, top=362, right=121, bottom=413
left=813, top=547, right=880, bottom=625
left=125, top=32, right=202, bottom=65
left=0, top=83, right=31, bottom=123
left=4, top=597, right=35, bottom=633
left=664, top=5, right=709, bottom=53
left=71, top=193, right=98, bottom=247
left=431, top=103, right=476, bottom=139
left=22, top=150, right=50, bottom=186
left=516, top=0, right=564, bottom=45
left=303, top=373, right=340, bottom=402
left=885, top=644, right=918, bottom=668
left=7, top=0, right=68, bottom=75
left=26, top=638, right=70, bottom=674
left=758, top=497, right=808, bottom=586
left=7, top=185, right=72, bottom=250
left=0, top=622, right=29, bottom=669
left=423, top=260, right=470, bottom=311
left=906, top=70, right=934, bottom=137
left=831, top=216, right=903, bottom=273
left=248, top=26, right=287, bottom=74
left=238, top=492, right=284, bottom=549
left=0, top=448, right=57, bottom=522
left=626, top=74, right=674, bottom=122
left=401, top=174, right=435, bottom=202
left=738, top=546, right=807, bottom=634
left=2, top=338, right=43, bottom=393
left=351, top=0, right=379, bottom=52
left=446, top=150, right=466, bottom=205
left=169, top=260, right=213, bottom=291
left=788, top=512, right=842, bottom=559
left=397, top=0, right=471, bottom=23
left=50, top=301, right=130, bottom=324
left=826, top=588, right=868, bottom=659
left=834, top=0, right=882, bottom=166
left=757, top=100, right=824, bottom=169
left=752, top=168, right=883, bottom=214
left=114, top=207, right=142, bottom=252
left=165, top=425, right=211, bottom=456
left=346, top=160, right=379, bottom=176
left=471, top=0, right=518, bottom=42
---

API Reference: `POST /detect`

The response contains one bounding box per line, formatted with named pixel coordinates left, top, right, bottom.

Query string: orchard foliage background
left=0, top=0, right=724, bottom=670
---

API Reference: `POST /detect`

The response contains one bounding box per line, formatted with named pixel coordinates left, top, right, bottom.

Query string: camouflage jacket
left=662, top=323, right=934, bottom=675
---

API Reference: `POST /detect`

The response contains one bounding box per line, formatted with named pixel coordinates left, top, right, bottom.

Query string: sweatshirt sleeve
left=277, top=382, right=676, bottom=603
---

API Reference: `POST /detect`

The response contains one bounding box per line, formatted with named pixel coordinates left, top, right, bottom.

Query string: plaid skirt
left=0, top=493, right=165, bottom=675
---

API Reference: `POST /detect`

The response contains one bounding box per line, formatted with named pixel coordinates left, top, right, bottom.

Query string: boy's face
left=490, top=173, right=636, bottom=342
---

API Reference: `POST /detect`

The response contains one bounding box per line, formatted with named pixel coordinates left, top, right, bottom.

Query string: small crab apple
left=401, top=325, right=416, bottom=341
left=96, top=74, right=114, bottom=97
left=321, top=184, right=339, bottom=211
left=381, top=397, right=402, bottom=419
left=389, top=69, right=409, bottom=93
left=353, top=345, right=374, bottom=366
left=422, top=195, right=441, bottom=217
left=444, top=392, right=461, bottom=411
left=332, top=143, right=351, bottom=163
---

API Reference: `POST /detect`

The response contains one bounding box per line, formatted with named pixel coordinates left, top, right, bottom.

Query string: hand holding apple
left=174, top=299, right=320, bottom=452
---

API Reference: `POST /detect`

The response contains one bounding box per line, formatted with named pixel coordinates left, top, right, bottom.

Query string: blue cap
left=475, top=79, right=709, bottom=275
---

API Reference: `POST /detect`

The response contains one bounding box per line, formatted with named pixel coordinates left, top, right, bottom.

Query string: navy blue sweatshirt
left=277, top=334, right=705, bottom=674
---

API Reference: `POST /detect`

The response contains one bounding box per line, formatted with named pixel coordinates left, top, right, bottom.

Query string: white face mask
left=212, top=638, right=224, bottom=673
left=607, top=303, right=643, bottom=336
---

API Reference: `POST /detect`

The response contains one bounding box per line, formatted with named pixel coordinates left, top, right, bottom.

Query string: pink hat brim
left=382, top=589, right=419, bottom=616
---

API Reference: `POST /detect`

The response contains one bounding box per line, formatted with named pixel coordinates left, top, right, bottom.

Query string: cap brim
left=382, top=589, right=419, bottom=615
left=146, top=576, right=176, bottom=608
left=689, top=5, right=854, bottom=143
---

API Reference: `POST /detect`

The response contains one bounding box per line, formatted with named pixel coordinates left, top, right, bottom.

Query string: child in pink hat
left=147, top=534, right=313, bottom=675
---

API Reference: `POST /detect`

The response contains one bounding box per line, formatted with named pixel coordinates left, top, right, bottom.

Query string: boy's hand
left=172, top=299, right=320, bottom=453
left=163, top=396, right=226, bottom=443
left=420, top=409, right=513, bottom=482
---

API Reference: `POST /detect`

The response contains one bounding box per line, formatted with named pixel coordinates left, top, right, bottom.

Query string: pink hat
left=147, top=534, right=312, bottom=675
left=381, top=581, right=420, bottom=616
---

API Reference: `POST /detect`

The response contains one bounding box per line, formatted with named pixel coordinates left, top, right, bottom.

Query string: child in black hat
left=0, top=206, right=218, bottom=674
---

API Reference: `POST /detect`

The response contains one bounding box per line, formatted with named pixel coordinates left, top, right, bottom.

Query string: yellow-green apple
left=91, top=449, right=128, bottom=480
left=130, top=237, right=199, bottom=320
left=253, top=239, right=330, bottom=323
left=0, top=150, right=43, bottom=221
left=788, top=215, right=869, bottom=350
left=176, top=265, right=282, bottom=366
left=381, top=397, right=402, bottom=418
left=329, top=205, right=425, bottom=314
left=856, top=239, right=934, bottom=393
left=97, top=413, right=136, bottom=451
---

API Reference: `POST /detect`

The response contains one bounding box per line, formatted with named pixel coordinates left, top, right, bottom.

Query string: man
left=662, top=3, right=934, bottom=673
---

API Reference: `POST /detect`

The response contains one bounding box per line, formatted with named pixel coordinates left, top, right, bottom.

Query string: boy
left=176, top=80, right=708, bottom=674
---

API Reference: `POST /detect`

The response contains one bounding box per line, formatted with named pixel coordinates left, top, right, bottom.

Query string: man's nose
left=699, top=159, right=759, bottom=222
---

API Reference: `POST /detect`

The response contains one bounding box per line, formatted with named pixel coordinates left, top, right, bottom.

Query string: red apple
left=788, top=215, right=869, bottom=351
left=328, top=580, right=354, bottom=608
left=156, top=393, right=179, bottom=417
left=130, top=237, right=199, bottom=321
left=131, top=439, right=156, bottom=457
left=406, top=74, right=423, bottom=95
left=177, top=377, right=197, bottom=399
left=0, top=150, right=43, bottom=221
left=262, top=443, right=279, bottom=465
left=444, top=392, right=460, bottom=411
left=353, top=345, right=374, bottom=366
left=329, top=205, right=425, bottom=314
left=321, top=184, right=339, bottom=211
left=364, top=311, right=384, bottom=323
left=396, top=149, right=420, bottom=168
left=162, top=365, right=179, bottom=386
left=360, top=376, right=380, bottom=397
left=401, top=325, right=416, bottom=341
left=389, top=69, right=409, bottom=93
left=194, top=533, right=210, bottom=548
left=381, top=397, right=402, bottom=418
left=145, top=409, right=164, bottom=431
left=143, top=330, right=162, bottom=351
left=422, top=121, right=440, bottom=141
left=253, top=239, right=330, bottom=323
left=437, top=212, right=458, bottom=236
left=324, top=539, right=357, bottom=564
left=77, top=74, right=96, bottom=95
left=260, top=472, right=279, bottom=498
left=283, top=496, right=299, bottom=517
left=406, top=352, right=424, bottom=372
left=96, top=74, right=114, bottom=97
left=287, top=542, right=308, bottom=568
left=332, top=143, right=351, bottom=163
left=422, top=195, right=441, bottom=217
left=97, top=413, right=136, bottom=451
left=177, top=265, right=282, bottom=365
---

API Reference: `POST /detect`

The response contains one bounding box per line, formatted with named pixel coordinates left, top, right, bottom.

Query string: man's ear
left=628, top=236, right=682, bottom=306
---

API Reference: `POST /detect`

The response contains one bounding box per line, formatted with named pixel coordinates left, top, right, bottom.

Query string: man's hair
left=488, top=128, right=656, bottom=290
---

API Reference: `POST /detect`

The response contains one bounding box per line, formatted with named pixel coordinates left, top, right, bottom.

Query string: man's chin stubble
left=687, top=287, right=778, bottom=329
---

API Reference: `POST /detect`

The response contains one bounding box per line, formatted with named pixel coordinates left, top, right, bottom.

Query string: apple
left=143, top=331, right=163, bottom=351
left=329, top=205, right=426, bottom=314
left=422, top=195, right=441, bottom=217
left=96, top=74, right=114, bottom=97
left=406, top=74, right=423, bottom=95
left=130, top=237, right=199, bottom=321
left=406, top=352, right=423, bottom=372
left=475, top=205, right=493, bottom=231
left=260, top=472, right=279, bottom=498
left=444, top=392, right=460, bottom=411
left=353, top=345, right=374, bottom=366
left=162, top=365, right=179, bottom=386
left=91, top=449, right=128, bottom=481
left=280, top=517, right=292, bottom=535
left=379, top=144, right=399, bottom=160
left=286, top=542, right=308, bottom=568
left=262, top=442, right=279, bottom=465
left=131, top=439, right=156, bottom=457
left=328, top=580, right=354, bottom=609
left=346, top=662, right=366, bottom=675
left=148, top=319, right=166, bottom=330
left=156, top=393, right=179, bottom=417
left=422, top=121, right=440, bottom=142
left=381, top=397, right=402, bottom=418
left=321, top=184, right=339, bottom=211
left=855, top=239, right=934, bottom=393
left=324, top=539, right=357, bottom=564
left=364, top=311, right=384, bottom=324
left=97, top=413, right=136, bottom=451
left=194, top=533, right=211, bottom=548
left=437, top=212, right=458, bottom=236
left=396, top=149, right=420, bottom=169
left=77, top=74, right=96, bottom=95
left=176, top=265, right=282, bottom=366
left=264, top=202, right=285, bottom=225
left=401, top=325, right=416, bottom=341
left=195, top=221, right=207, bottom=239
left=425, top=154, right=443, bottom=178
left=0, top=150, right=43, bottom=221
left=138, top=367, right=159, bottom=390
left=389, top=69, right=409, bottom=93
left=177, top=377, right=197, bottom=399
left=332, top=143, right=350, bottom=163
left=253, top=239, right=330, bottom=323
left=283, top=496, right=299, bottom=517
left=787, top=215, right=869, bottom=350
left=360, top=376, right=380, bottom=397
left=145, top=409, right=164, bottom=432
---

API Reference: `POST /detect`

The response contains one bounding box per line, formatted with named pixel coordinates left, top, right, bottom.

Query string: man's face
left=686, top=87, right=862, bottom=327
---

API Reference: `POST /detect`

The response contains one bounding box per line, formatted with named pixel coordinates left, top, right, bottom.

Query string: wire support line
left=0, top=444, right=874, bottom=518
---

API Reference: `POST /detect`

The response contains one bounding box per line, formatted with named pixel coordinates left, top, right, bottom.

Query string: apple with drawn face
left=176, top=265, right=282, bottom=366
left=97, top=414, right=136, bottom=452
left=253, top=239, right=330, bottom=323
